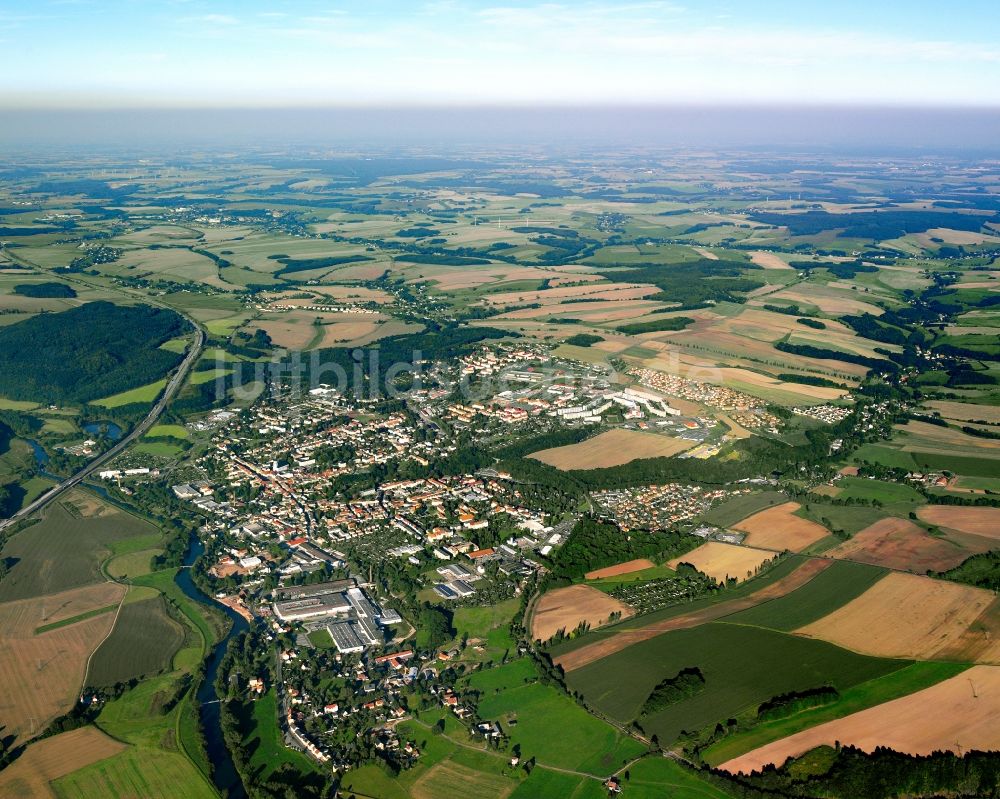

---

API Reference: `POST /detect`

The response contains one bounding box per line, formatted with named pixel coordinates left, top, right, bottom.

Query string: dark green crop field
left=566, top=622, right=907, bottom=744
left=723, top=560, right=887, bottom=631
left=0, top=500, right=157, bottom=601
left=86, top=594, right=185, bottom=686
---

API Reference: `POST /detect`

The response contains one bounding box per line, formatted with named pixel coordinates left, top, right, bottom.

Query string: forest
left=751, top=209, right=994, bottom=238
left=0, top=301, right=186, bottom=403
left=547, top=517, right=697, bottom=580
left=590, top=258, right=764, bottom=308
left=13, top=282, right=76, bottom=298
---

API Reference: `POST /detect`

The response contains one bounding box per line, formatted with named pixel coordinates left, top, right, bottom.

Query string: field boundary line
left=80, top=582, right=131, bottom=690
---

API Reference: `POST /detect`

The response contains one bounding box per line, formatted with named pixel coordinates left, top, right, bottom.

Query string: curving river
left=176, top=535, right=249, bottom=799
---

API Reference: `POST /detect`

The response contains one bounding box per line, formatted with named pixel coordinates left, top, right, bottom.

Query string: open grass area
left=106, top=547, right=162, bottom=579
left=853, top=443, right=1000, bottom=478
left=132, top=568, right=227, bottom=649
left=851, top=444, right=919, bottom=471
left=145, top=423, right=189, bottom=439
left=723, top=560, right=887, bottom=631
left=835, top=477, right=925, bottom=504
left=451, top=598, right=518, bottom=658
left=794, top=502, right=890, bottom=537
left=619, top=756, right=738, bottom=798
left=472, top=659, right=647, bottom=774
left=92, top=378, right=167, bottom=408
left=65, top=669, right=217, bottom=798
left=700, top=491, right=788, bottom=528
left=52, top=743, right=216, bottom=799
left=567, top=622, right=907, bottom=744
left=240, top=688, right=321, bottom=783
left=133, top=440, right=184, bottom=458
left=508, top=768, right=604, bottom=799
left=0, top=726, right=126, bottom=799
left=409, top=758, right=518, bottom=799
left=701, top=660, right=969, bottom=767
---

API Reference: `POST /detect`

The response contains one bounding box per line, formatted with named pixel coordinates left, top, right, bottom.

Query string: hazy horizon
left=2, top=105, right=999, bottom=153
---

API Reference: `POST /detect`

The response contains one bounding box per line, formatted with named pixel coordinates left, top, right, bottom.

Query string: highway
left=0, top=322, right=205, bottom=533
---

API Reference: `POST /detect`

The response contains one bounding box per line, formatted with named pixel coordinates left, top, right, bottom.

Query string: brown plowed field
left=796, top=572, right=1000, bottom=664
left=733, top=502, right=830, bottom=552
left=829, top=516, right=978, bottom=572
left=720, top=665, right=1000, bottom=775
left=530, top=584, right=634, bottom=643
left=555, top=558, right=833, bottom=673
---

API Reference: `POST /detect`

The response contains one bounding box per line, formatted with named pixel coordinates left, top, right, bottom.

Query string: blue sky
left=2, top=1, right=999, bottom=107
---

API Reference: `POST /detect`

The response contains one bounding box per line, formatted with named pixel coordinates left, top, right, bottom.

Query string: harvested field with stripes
left=0, top=582, right=125, bottom=744
left=720, top=665, right=1000, bottom=775
left=667, top=541, right=777, bottom=584
left=733, top=501, right=830, bottom=552
left=0, top=726, right=126, bottom=799
left=555, top=559, right=833, bottom=672
left=531, top=584, right=634, bottom=643
left=796, top=572, right=1000, bottom=664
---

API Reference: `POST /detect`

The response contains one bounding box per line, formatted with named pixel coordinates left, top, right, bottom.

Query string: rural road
left=0, top=321, right=205, bottom=533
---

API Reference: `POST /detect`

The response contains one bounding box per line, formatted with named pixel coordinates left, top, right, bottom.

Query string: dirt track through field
left=555, top=558, right=833, bottom=672
left=720, top=665, right=1000, bottom=775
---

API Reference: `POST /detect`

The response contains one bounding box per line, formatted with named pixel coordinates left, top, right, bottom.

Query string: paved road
left=0, top=323, right=205, bottom=532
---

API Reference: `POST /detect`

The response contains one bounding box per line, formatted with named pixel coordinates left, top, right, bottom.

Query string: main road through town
left=0, top=321, right=205, bottom=533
